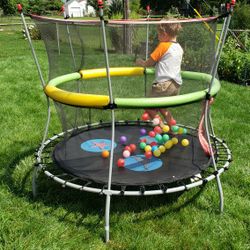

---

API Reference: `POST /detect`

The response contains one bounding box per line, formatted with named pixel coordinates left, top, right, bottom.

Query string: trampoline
left=19, top=0, right=234, bottom=242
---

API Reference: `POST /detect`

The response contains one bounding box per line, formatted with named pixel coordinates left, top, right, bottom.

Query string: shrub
left=230, top=3, right=250, bottom=30
left=22, top=24, right=41, bottom=40
left=218, top=35, right=250, bottom=85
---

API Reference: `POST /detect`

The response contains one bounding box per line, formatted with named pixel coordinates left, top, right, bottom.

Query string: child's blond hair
left=159, top=19, right=182, bottom=37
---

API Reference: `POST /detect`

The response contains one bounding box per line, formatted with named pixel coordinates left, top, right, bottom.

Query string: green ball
left=171, top=125, right=179, bottom=132
left=139, top=142, right=146, bottom=149
left=155, top=134, right=163, bottom=142
left=162, top=134, right=170, bottom=142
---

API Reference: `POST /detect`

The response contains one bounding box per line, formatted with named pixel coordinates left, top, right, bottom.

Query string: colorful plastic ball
left=120, top=136, right=127, bottom=144
left=169, top=119, right=176, bottom=126
left=140, top=128, right=147, bottom=135
left=129, top=144, right=136, bottom=153
left=139, top=142, right=147, bottom=150
left=145, top=151, right=152, bottom=159
left=161, top=124, right=170, bottom=133
left=155, top=134, right=163, bottom=142
left=140, top=138, right=147, bottom=143
left=181, top=139, right=189, bottom=147
left=162, top=134, right=170, bottom=142
left=101, top=150, right=109, bottom=158
left=164, top=140, right=173, bottom=149
left=178, top=127, right=184, bottom=134
left=144, top=145, right=152, bottom=152
left=159, top=145, right=166, bottom=153
left=123, top=150, right=131, bottom=158
left=152, top=117, right=160, bottom=126
left=151, top=145, right=158, bottom=152
left=117, top=158, right=125, bottom=167
left=183, top=128, right=187, bottom=134
left=172, top=137, right=178, bottom=145
left=153, top=126, right=162, bottom=134
left=148, top=131, right=156, bottom=137
left=150, top=141, right=157, bottom=147
left=124, top=145, right=132, bottom=152
left=171, top=125, right=179, bottom=133
left=141, top=112, right=150, bottom=121
left=153, top=149, right=161, bottom=157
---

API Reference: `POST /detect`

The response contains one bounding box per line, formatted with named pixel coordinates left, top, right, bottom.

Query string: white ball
left=123, top=150, right=131, bottom=158
left=152, top=118, right=160, bottom=126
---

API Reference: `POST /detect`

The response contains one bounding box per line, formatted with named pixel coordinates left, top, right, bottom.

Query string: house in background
left=63, top=0, right=95, bottom=17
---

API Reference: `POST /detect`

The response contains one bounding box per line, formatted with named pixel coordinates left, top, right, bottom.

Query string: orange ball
left=101, top=150, right=110, bottom=158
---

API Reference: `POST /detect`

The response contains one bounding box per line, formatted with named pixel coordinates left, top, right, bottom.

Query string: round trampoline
left=19, top=1, right=234, bottom=242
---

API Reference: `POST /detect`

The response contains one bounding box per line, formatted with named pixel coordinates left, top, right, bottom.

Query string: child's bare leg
left=145, top=109, right=158, bottom=120
left=159, top=109, right=174, bottom=124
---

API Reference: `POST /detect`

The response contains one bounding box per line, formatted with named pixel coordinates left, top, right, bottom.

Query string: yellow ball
left=159, top=145, right=166, bottom=153
left=153, top=149, right=161, bottom=157
left=144, top=145, right=152, bottom=152
left=164, top=140, right=173, bottom=149
left=172, top=137, right=178, bottom=145
left=161, top=125, right=170, bottom=133
left=178, top=127, right=184, bottom=134
left=181, top=139, right=189, bottom=147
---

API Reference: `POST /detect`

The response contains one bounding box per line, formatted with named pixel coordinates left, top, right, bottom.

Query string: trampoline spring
left=213, top=170, right=219, bottom=176
left=202, top=179, right=208, bottom=185
left=159, top=184, right=167, bottom=193
left=120, top=186, right=126, bottom=196
left=140, top=186, right=145, bottom=195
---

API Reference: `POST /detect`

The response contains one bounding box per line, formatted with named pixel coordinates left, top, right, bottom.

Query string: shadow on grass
left=2, top=147, right=208, bottom=239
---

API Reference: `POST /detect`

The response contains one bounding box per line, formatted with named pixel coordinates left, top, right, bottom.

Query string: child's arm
left=135, top=57, right=156, bottom=67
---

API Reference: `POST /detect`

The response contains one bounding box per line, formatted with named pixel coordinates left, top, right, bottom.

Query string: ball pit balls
left=152, top=117, right=160, bottom=126
left=117, top=158, right=125, bottom=167
left=139, top=142, right=147, bottom=150
left=153, top=126, right=162, bottom=134
left=155, top=134, right=163, bottom=142
left=164, top=140, right=173, bottom=149
left=153, top=149, right=161, bottom=157
left=120, top=136, right=127, bottom=144
left=140, top=138, right=147, bottom=143
left=171, top=125, right=179, bottom=133
left=129, top=144, right=136, bottom=152
left=101, top=150, right=109, bottom=158
left=144, top=145, right=152, bottom=152
left=159, top=145, right=166, bottom=153
left=181, top=139, right=189, bottom=147
left=183, top=128, right=187, bottom=134
left=123, top=150, right=131, bottom=158
left=178, top=127, right=184, bottom=134
left=140, top=128, right=147, bottom=135
left=161, top=125, right=170, bottom=133
left=141, top=112, right=150, bottom=121
left=148, top=131, right=156, bottom=137
left=124, top=145, right=132, bottom=152
left=150, top=141, right=157, bottom=147
left=169, top=119, right=176, bottom=126
left=171, top=137, right=178, bottom=145
left=151, top=145, right=158, bottom=152
left=145, top=151, right=152, bottom=159
left=162, top=134, right=170, bottom=142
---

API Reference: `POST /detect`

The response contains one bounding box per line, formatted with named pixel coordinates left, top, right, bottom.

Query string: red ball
left=117, top=158, right=125, bottom=167
left=129, top=144, right=136, bottom=152
left=154, top=126, right=162, bottom=134
left=124, top=146, right=132, bottom=152
left=140, top=138, right=147, bottom=143
left=169, top=119, right=176, bottom=126
left=145, top=151, right=152, bottom=159
left=150, top=141, right=157, bottom=146
left=141, top=112, right=150, bottom=121
left=148, top=131, right=156, bottom=137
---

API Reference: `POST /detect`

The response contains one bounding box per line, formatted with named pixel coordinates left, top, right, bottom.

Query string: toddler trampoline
left=19, top=0, right=234, bottom=241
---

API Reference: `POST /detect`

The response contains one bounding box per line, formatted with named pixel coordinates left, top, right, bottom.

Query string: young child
left=136, top=20, right=183, bottom=125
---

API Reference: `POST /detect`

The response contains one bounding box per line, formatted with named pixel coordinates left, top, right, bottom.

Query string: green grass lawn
left=0, top=24, right=250, bottom=250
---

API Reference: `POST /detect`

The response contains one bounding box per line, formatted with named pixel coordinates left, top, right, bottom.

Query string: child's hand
left=135, top=58, right=145, bottom=66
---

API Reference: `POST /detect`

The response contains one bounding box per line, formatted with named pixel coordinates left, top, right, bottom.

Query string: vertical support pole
left=18, top=4, right=51, bottom=197
left=97, top=0, right=115, bottom=242
left=205, top=2, right=235, bottom=212
left=144, top=5, right=150, bottom=96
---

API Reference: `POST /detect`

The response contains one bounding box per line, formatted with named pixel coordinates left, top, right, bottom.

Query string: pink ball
left=152, top=118, right=160, bottom=125
left=123, top=150, right=131, bottom=158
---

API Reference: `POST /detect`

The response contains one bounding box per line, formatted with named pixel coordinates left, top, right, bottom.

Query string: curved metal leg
left=216, top=175, right=224, bottom=213
left=105, top=193, right=111, bottom=242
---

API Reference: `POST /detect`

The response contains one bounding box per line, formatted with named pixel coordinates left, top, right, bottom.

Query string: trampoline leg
left=216, top=175, right=224, bottom=213
left=104, top=194, right=111, bottom=242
